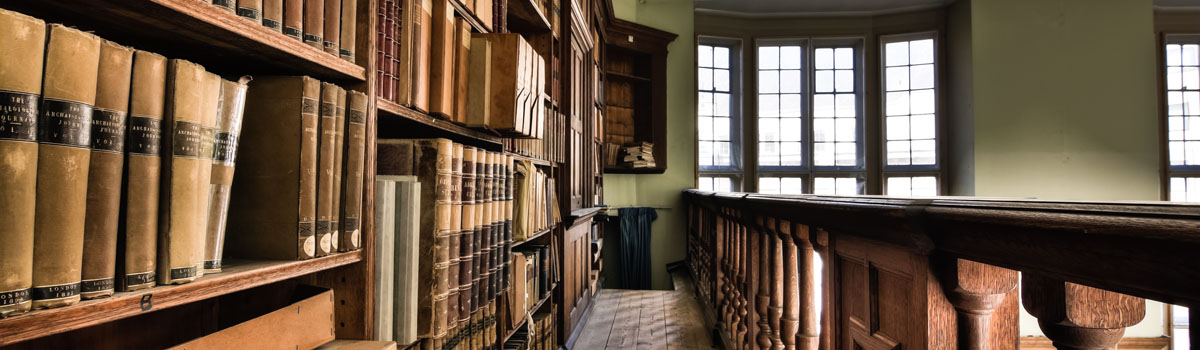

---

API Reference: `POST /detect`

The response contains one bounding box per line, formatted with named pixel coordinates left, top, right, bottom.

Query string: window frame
left=880, top=31, right=943, bottom=196
left=696, top=36, right=745, bottom=191
left=1164, top=34, right=1200, bottom=202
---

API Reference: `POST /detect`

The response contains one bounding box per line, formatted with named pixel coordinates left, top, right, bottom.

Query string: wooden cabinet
left=602, top=18, right=676, bottom=174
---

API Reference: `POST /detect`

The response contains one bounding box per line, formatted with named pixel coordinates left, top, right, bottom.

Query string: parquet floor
left=571, top=274, right=715, bottom=350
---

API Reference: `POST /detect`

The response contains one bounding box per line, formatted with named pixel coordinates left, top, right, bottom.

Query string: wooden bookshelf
left=515, top=226, right=554, bottom=246
left=500, top=282, right=557, bottom=345
left=450, top=0, right=492, bottom=34
left=506, top=0, right=553, bottom=34
left=377, top=97, right=505, bottom=149
left=508, top=152, right=554, bottom=168
left=0, top=252, right=362, bottom=347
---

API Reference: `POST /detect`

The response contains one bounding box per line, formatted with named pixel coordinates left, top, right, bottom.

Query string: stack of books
left=619, top=142, right=656, bottom=168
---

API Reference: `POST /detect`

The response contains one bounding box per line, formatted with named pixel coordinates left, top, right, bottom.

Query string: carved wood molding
left=1018, top=336, right=1170, bottom=350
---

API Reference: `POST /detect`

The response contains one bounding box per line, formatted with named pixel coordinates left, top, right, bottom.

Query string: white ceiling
left=693, top=0, right=1200, bottom=17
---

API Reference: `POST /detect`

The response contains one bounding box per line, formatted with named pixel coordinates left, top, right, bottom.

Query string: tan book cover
left=474, top=0, right=491, bottom=31
left=428, top=0, right=455, bottom=119
left=263, top=0, right=284, bottom=31
left=227, top=76, right=320, bottom=261
left=237, top=0, right=264, bottom=21
left=411, top=0, right=433, bottom=112
left=323, top=0, right=340, bottom=55
left=81, top=40, right=133, bottom=300
left=204, top=77, right=250, bottom=273
left=457, top=146, right=476, bottom=325
left=283, top=0, right=304, bottom=38
left=338, top=91, right=367, bottom=252
left=31, top=24, right=100, bottom=310
left=465, top=36, right=492, bottom=128
left=158, top=61, right=219, bottom=285
left=478, top=34, right=526, bottom=134
left=452, top=19, right=470, bottom=124
left=120, top=50, right=167, bottom=292
left=0, top=8, right=44, bottom=316
left=303, top=0, right=325, bottom=48
left=338, top=0, right=357, bottom=61
left=330, top=88, right=346, bottom=252
left=315, top=83, right=339, bottom=256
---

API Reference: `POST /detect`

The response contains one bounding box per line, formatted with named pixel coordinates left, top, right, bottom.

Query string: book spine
left=299, top=78, right=321, bottom=259
left=503, top=155, right=513, bottom=293
left=339, top=91, right=367, bottom=251
left=331, top=88, right=346, bottom=252
left=411, top=0, right=432, bottom=112
left=81, top=40, right=133, bottom=300
left=316, top=83, right=338, bottom=256
left=31, top=25, right=101, bottom=310
left=283, top=0, right=304, bottom=38
left=303, top=0, right=324, bottom=48
left=489, top=152, right=500, bottom=302
left=214, top=0, right=236, bottom=11
left=373, top=179, right=396, bottom=341
left=339, top=0, right=357, bottom=61
left=411, top=138, right=449, bottom=338
left=452, top=19, right=470, bottom=125
left=478, top=151, right=493, bottom=306
left=470, top=148, right=484, bottom=313
left=263, top=0, right=284, bottom=31
left=204, top=78, right=249, bottom=272
left=428, top=0, right=455, bottom=119
left=0, top=9, right=44, bottom=317
left=119, top=50, right=166, bottom=292
left=323, top=0, right=340, bottom=55
left=458, top=146, right=475, bottom=325
left=447, top=143, right=463, bottom=332
left=237, top=0, right=263, bottom=21
left=432, top=139, right=453, bottom=337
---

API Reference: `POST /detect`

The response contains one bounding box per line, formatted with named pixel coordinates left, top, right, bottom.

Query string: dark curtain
left=617, top=207, right=657, bottom=289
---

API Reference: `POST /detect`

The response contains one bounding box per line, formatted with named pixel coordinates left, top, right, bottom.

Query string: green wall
left=604, top=0, right=695, bottom=290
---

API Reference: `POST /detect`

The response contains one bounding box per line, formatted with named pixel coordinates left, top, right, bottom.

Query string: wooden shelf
left=605, top=166, right=665, bottom=174
left=5, top=0, right=366, bottom=82
left=377, top=98, right=504, bottom=149
left=451, top=0, right=492, bottom=34
left=605, top=71, right=651, bottom=83
left=514, top=227, right=553, bottom=247
left=0, top=251, right=362, bottom=347
left=506, top=0, right=552, bottom=35
left=500, top=284, right=557, bottom=345
left=508, top=152, right=553, bottom=168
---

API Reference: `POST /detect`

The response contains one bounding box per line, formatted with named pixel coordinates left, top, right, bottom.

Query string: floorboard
left=572, top=276, right=715, bottom=350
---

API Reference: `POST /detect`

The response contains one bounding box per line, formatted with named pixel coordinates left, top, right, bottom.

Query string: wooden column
left=813, top=228, right=832, bottom=350
left=940, top=259, right=1017, bottom=350
left=795, top=224, right=818, bottom=350
left=768, top=219, right=785, bottom=350
left=1022, top=274, right=1146, bottom=350
left=779, top=221, right=800, bottom=350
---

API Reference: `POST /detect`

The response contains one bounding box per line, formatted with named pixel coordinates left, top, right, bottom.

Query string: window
left=1172, top=305, right=1190, bottom=350
left=698, top=176, right=733, bottom=192
left=698, top=37, right=743, bottom=191
left=1167, top=37, right=1200, bottom=201
left=883, top=34, right=940, bottom=195
left=759, top=177, right=804, bottom=194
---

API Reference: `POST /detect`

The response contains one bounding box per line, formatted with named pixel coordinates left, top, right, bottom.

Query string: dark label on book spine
left=236, top=7, right=260, bottom=19
left=324, top=41, right=336, bottom=50
left=340, top=49, right=354, bottom=58
left=204, top=259, right=222, bottom=270
left=0, top=90, right=38, bottom=142
left=124, top=271, right=155, bottom=287
left=38, top=98, right=92, bottom=148
left=91, top=108, right=126, bottom=152
left=304, top=34, right=322, bottom=44
left=169, top=266, right=198, bottom=280
left=343, top=217, right=359, bottom=232
left=31, top=282, right=80, bottom=300
left=298, top=221, right=316, bottom=258
left=284, top=27, right=302, bottom=37
left=320, top=102, right=335, bottom=117
left=127, top=116, right=162, bottom=155
left=172, top=120, right=215, bottom=159
left=302, top=98, right=318, bottom=115
left=212, top=0, right=233, bottom=8
left=0, top=288, right=30, bottom=306
left=264, top=19, right=281, bottom=29
left=212, top=131, right=238, bottom=164
left=349, top=109, right=365, bottom=124
left=81, top=278, right=114, bottom=293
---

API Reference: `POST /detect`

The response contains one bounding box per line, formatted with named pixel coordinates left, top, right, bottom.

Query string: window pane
left=814, top=143, right=834, bottom=166
left=699, top=141, right=713, bottom=166
left=835, top=70, right=854, bottom=92
left=781, top=178, right=804, bottom=194
left=815, top=177, right=860, bottom=195
left=759, top=118, right=779, bottom=141
left=835, top=142, right=856, bottom=166
left=699, top=116, right=713, bottom=140
left=698, top=43, right=735, bottom=171
left=835, top=94, right=856, bottom=118
left=1171, top=177, right=1200, bottom=202
left=1168, top=44, right=1182, bottom=66
left=1184, top=44, right=1198, bottom=65
left=888, top=140, right=911, bottom=165
left=885, top=37, right=938, bottom=170
left=698, top=176, right=713, bottom=190
left=698, top=68, right=713, bottom=90
left=698, top=92, right=713, bottom=116
left=699, top=45, right=713, bottom=67
left=714, top=69, right=730, bottom=91
left=815, top=48, right=833, bottom=69
left=816, top=70, right=833, bottom=92
left=911, top=64, right=935, bottom=90
left=911, top=89, right=935, bottom=114
left=887, top=91, right=910, bottom=116
left=781, top=46, right=802, bottom=69
left=714, top=117, right=730, bottom=141
left=887, top=116, right=909, bottom=141
left=780, top=70, right=802, bottom=93
left=911, top=114, right=936, bottom=140
left=760, top=177, right=781, bottom=194
left=761, top=142, right=780, bottom=166
left=814, top=177, right=836, bottom=195
left=780, top=94, right=803, bottom=118
left=759, top=94, right=779, bottom=118
left=886, top=41, right=908, bottom=66
left=714, top=47, right=730, bottom=68
left=760, top=46, right=779, bottom=70
left=835, top=48, right=854, bottom=69
left=715, top=177, right=733, bottom=191
left=781, top=142, right=803, bottom=165
left=715, top=142, right=731, bottom=165
left=888, top=176, right=937, bottom=196
left=714, top=93, right=731, bottom=117
left=814, top=119, right=833, bottom=142
left=780, top=118, right=803, bottom=141
left=836, top=118, right=856, bottom=142
left=886, top=66, right=909, bottom=91
left=814, top=94, right=835, bottom=118
left=910, top=39, right=934, bottom=64
left=760, top=70, right=779, bottom=93
left=912, top=140, right=936, bottom=165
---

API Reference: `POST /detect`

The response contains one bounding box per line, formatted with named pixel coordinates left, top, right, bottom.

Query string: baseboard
left=1019, top=336, right=1170, bottom=350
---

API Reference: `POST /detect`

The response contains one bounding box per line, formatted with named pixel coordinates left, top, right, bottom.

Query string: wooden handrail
left=683, top=189, right=1199, bottom=350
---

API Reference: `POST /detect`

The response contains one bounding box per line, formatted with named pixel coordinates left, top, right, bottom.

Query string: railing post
left=780, top=221, right=799, bottom=350
left=939, top=258, right=1017, bottom=350
left=1022, top=273, right=1145, bottom=350
left=795, top=223, right=819, bottom=350
left=769, top=218, right=785, bottom=350
left=756, top=216, right=773, bottom=350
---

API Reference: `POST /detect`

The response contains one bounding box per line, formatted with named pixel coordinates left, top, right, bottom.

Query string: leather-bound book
left=338, top=91, right=367, bottom=252
left=376, top=139, right=412, bottom=176
left=490, top=152, right=502, bottom=301
left=465, top=35, right=491, bottom=128
left=323, top=0, right=340, bottom=55
left=237, top=0, right=263, bottom=21
left=478, top=34, right=534, bottom=136
left=480, top=152, right=494, bottom=305
left=469, top=149, right=483, bottom=312
left=158, top=61, right=220, bottom=285
left=409, top=0, right=432, bottom=112
left=457, top=146, right=475, bottom=325
left=501, top=154, right=513, bottom=292
left=226, top=76, right=320, bottom=261
left=81, top=40, right=133, bottom=300
left=263, top=0, right=284, bottom=31
left=119, top=50, right=166, bottom=292
left=204, top=77, right=250, bottom=273
left=0, top=9, right=44, bottom=317
left=213, top=0, right=236, bottom=12
left=338, top=0, right=357, bottom=61
left=330, top=89, right=346, bottom=252
left=283, top=0, right=304, bottom=38
left=31, top=25, right=101, bottom=310
left=452, top=19, right=470, bottom=124
left=428, top=0, right=455, bottom=119
left=395, top=0, right=415, bottom=107
left=446, top=143, right=462, bottom=331
left=303, top=0, right=324, bottom=48
left=315, top=82, right=340, bottom=256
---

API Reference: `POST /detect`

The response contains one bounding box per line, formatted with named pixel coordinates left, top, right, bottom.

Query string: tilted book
left=303, top=0, right=325, bottom=48
left=323, top=0, right=341, bottom=55
left=204, top=77, right=250, bottom=273
left=31, top=24, right=101, bottom=309
left=283, top=0, right=304, bottom=38
left=0, top=8, right=44, bottom=317
left=226, top=76, right=321, bottom=261
left=237, top=0, right=264, bottom=21
left=316, top=83, right=342, bottom=256
left=81, top=40, right=133, bottom=300
left=119, top=50, right=167, bottom=292
left=158, top=60, right=220, bottom=285
left=263, top=0, right=284, bottom=31
left=338, top=90, right=368, bottom=252
left=339, top=0, right=357, bottom=61
left=330, top=89, right=346, bottom=252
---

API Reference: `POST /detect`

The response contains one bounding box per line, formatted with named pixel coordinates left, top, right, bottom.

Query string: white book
left=391, top=176, right=421, bottom=345
left=373, top=179, right=397, bottom=342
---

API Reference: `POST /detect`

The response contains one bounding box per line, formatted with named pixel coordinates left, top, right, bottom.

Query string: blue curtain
left=618, top=207, right=657, bottom=289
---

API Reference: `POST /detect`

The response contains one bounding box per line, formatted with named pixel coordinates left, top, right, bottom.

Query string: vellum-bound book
left=338, top=91, right=368, bottom=252
left=119, top=50, right=167, bottom=292
left=316, top=83, right=343, bottom=256
left=330, top=89, right=346, bottom=252
left=204, top=76, right=251, bottom=273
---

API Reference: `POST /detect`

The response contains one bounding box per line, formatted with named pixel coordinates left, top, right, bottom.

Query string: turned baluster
left=779, top=221, right=799, bottom=350
left=795, top=224, right=819, bottom=350
left=768, top=218, right=785, bottom=350
left=755, top=217, right=773, bottom=350
left=812, top=228, right=831, bottom=350
left=940, top=258, right=1017, bottom=350
left=1022, top=273, right=1145, bottom=350
left=737, top=216, right=750, bottom=349
left=717, top=211, right=730, bottom=335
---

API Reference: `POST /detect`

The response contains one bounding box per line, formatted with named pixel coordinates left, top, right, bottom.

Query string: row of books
left=512, top=160, right=561, bottom=241
left=212, top=0, right=359, bottom=61
left=509, top=244, right=555, bottom=324
left=502, top=107, right=564, bottom=164
left=502, top=309, right=555, bottom=350
left=376, top=138, right=514, bottom=349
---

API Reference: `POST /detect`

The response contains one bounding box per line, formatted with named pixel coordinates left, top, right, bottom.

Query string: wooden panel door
left=563, top=218, right=594, bottom=335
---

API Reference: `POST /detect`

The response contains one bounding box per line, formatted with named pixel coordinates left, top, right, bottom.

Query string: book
left=80, top=40, right=133, bottom=300
left=410, top=0, right=432, bottom=112
left=428, top=0, right=455, bottom=119
left=339, top=91, right=368, bottom=252
left=158, top=60, right=220, bottom=285
left=465, top=36, right=492, bottom=128
left=214, top=0, right=236, bottom=12
left=263, top=0, right=284, bottom=31
left=373, top=177, right=397, bottom=342
left=316, top=83, right=341, bottom=256
left=204, top=77, right=251, bottom=273
left=457, top=146, right=476, bottom=326
left=476, top=0, right=492, bottom=31
left=323, top=0, right=341, bottom=55
left=303, top=0, right=325, bottom=48
left=391, top=177, right=420, bottom=345
left=339, top=0, right=357, bottom=61
left=331, top=87, right=347, bottom=252
left=452, top=18, right=470, bottom=124
left=446, top=143, right=463, bottom=331
left=507, top=251, right=528, bottom=326
left=119, top=50, right=167, bottom=292
left=0, top=8, right=44, bottom=316
left=473, top=34, right=544, bottom=137
left=237, top=0, right=263, bottom=21
left=470, top=149, right=484, bottom=312
left=226, top=76, right=320, bottom=261
left=283, top=0, right=304, bottom=38
left=31, top=24, right=101, bottom=309
left=478, top=151, right=493, bottom=305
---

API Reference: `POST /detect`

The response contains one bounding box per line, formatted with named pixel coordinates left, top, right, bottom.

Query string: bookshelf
left=601, top=18, right=677, bottom=174
left=377, top=97, right=505, bottom=149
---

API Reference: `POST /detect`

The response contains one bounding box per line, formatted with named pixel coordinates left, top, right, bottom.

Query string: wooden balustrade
left=683, top=190, right=1200, bottom=350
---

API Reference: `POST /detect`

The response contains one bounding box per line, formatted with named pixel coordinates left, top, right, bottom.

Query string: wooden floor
left=571, top=275, right=715, bottom=350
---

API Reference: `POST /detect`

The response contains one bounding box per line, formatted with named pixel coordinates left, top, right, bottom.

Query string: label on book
left=212, top=0, right=233, bottom=8
left=91, top=108, right=125, bottom=152
left=0, top=90, right=38, bottom=142
left=324, top=41, right=336, bottom=50
left=331, top=222, right=339, bottom=250
left=344, top=218, right=360, bottom=248
left=31, top=282, right=80, bottom=300
left=170, top=266, right=198, bottom=280
left=304, top=34, right=322, bottom=44
left=302, top=98, right=318, bottom=115
left=236, top=7, right=260, bottom=19
left=284, top=27, right=302, bottom=38
left=172, top=120, right=215, bottom=159
left=213, top=131, right=239, bottom=165
left=349, top=109, right=365, bottom=124
left=38, top=98, right=93, bottom=148
left=80, top=277, right=114, bottom=293
left=316, top=221, right=331, bottom=252
left=124, top=271, right=156, bottom=287
left=299, top=221, right=316, bottom=257
left=263, top=19, right=281, bottom=29
left=127, top=116, right=162, bottom=155
left=204, top=259, right=222, bottom=270
left=340, top=49, right=354, bottom=58
left=320, top=101, right=335, bottom=117
left=0, top=288, right=30, bottom=306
